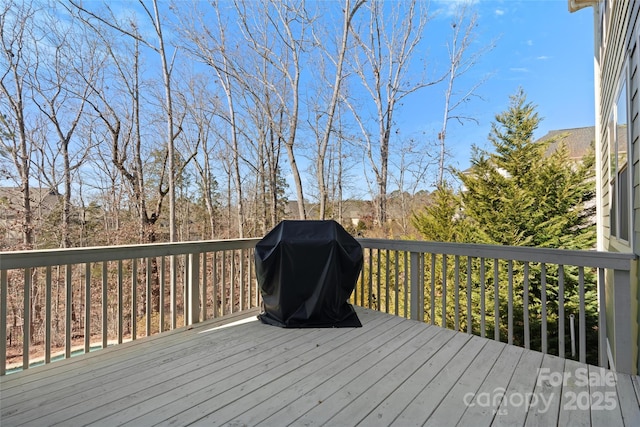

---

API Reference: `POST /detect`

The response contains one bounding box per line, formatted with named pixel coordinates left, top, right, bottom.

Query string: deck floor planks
left=1, top=308, right=260, bottom=391
left=0, top=308, right=265, bottom=409
left=1, top=311, right=277, bottom=419
left=391, top=336, right=489, bottom=426
left=319, top=326, right=456, bottom=426
left=106, top=310, right=390, bottom=426
left=83, top=310, right=387, bottom=426
left=292, top=330, right=470, bottom=426
left=200, top=315, right=436, bottom=426
left=161, top=314, right=415, bottom=426
left=455, top=342, right=525, bottom=426
left=557, top=358, right=592, bottom=426
left=422, top=338, right=506, bottom=427
left=491, top=347, right=544, bottom=426
left=632, top=375, right=640, bottom=405
left=252, top=325, right=458, bottom=427
left=260, top=328, right=439, bottom=425
left=616, top=372, right=640, bottom=425
left=67, top=326, right=340, bottom=426
left=589, top=365, right=624, bottom=426
left=1, top=307, right=638, bottom=427
left=4, top=316, right=295, bottom=425
left=523, top=354, right=566, bottom=427
left=29, top=324, right=297, bottom=425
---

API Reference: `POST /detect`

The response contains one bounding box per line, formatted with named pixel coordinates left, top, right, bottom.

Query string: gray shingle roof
left=538, top=126, right=595, bottom=160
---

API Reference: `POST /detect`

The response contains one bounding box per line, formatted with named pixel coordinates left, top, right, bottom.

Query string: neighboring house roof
left=538, top=126, right=595, bottom=160
left=0, top=187, right=62, bottom=246
left=0, top=187, right=61, bottom=218
left=568, top=0, right=598, bottom=13
left=460, top=126, right=596, bottom=180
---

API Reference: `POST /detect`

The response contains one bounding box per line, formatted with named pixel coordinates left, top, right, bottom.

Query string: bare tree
left=387, top=136, right=435, bottom=235
left=0, top=0, right=43, bottom=348
left=311, top=0, right=365, bottom=219
left=348, top=0, right=440, bottom=229
left=178, top=0, right=314, bottom=226
left=148, top=0, right=181, bottom=242
left=236, top=37, right=290, bottom=233
left=67, top=3, right=169, bottom=246
left=30, top=8, right=99, bottom=248
left=89, top=137, right=127, bottom=245
left=235, top=0, right=313, bottom=220
left=238, top=77, right=286, bottom=234
left=178, top=73, right=220, bottom=239
left=0, top=0, right=38, bottom=248
left=69, top=0, right=183, bottom=242
left=76, top=16, right=176, bottom=320
left=176, top=0, right=249, bottom=237
left=437, top=3, right=494, bottom=186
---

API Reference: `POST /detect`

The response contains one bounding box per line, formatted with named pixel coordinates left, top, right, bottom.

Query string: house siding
left=633, top=28, right=640, bottom=252
left=594, top=0, right=639, bottom=374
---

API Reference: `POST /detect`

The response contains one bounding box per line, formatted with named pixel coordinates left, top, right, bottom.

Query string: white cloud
left=495, top=9, right=505, bottom=16
left=435, top=0, right=481, bottom=17
left=510, top=67, right=529, bottom=72
left=537, top=55, right=551, bottom=60
left=527, top=40, right=534, bottom=46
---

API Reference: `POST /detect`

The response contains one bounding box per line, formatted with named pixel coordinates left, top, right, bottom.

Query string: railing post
left=611, top=268, right=633, bottom=374
left=23, top=267, right=30, bottom=371
left=170, top=255, right=177, bottom=330
left=598, top=268, right=607, bottom=368
left=409, top=252, right=423, bottom=322
left=1, top=269, right=7, bottom=376
left=188, top=253, right=201, bottom=326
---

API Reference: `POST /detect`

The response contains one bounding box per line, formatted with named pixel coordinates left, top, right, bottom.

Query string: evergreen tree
left=460, top=89, right=597, bottom=360
left=458, top=88, right=596, bottom=250
left=414, top=89, right=598, bottom=362
left=412, top=184, right=468, bottom=243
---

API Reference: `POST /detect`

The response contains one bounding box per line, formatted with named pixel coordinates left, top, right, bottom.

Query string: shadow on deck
left=1, top=307, right=640, bottom=426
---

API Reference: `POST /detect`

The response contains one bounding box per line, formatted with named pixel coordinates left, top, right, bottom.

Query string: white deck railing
left=1, top=238, right=636, bottom=375
left=356, top=239, right=636, bottom=375
left=0, top=239, right=261, bottom=376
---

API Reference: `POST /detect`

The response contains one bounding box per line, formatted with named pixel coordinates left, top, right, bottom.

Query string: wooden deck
left=1, top=307, right=640, bottom=426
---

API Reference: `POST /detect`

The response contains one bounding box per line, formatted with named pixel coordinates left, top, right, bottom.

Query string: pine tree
left=460, top=89, right=597, bottom=361
left=412, top=184, right=468, bottom=243
left=414, top=89, right=598, bottom=362
left=459, top=88, right=595, bottom=250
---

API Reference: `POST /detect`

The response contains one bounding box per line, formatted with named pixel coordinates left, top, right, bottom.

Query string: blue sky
left=402, top=0, right=596, bottom=173
left=2, top=0, right=596, bottom=200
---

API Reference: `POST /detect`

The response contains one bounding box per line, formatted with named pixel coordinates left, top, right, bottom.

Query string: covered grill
left=255, top=220, right=362, bottom=327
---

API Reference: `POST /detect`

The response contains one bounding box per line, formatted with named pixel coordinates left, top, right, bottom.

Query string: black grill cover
left=255, top=220, right=362, bottom=327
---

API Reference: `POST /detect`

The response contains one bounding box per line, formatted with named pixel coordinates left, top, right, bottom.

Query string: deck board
left=288, top=329, right=463, bottom=427
left=202, top=318, right=428, bottom=426
left=589, top=365, right=625, bottom=426
left=254, top=323, right=455, bottom=426
left=558, top=358, right=592, bottom=426
left=1, top=307, right=639, bottom=426
left=322, top=327, right=451, bottom=426
left=156, top=311, right=404, bottom=427
left=491, top=349, right=545, bottom=426
left=95, top=310, right=388, bottom=426
left=422, top=339, right=506, bottom=427
left=211, top=316, right=437, bottom=426
left=523, top=354, right=565, bottom=427
left=455, top=343, right=524, bottom=426
left=393, top=335, right=488, bottom=426
left=618, top=374, right=640, bottom=426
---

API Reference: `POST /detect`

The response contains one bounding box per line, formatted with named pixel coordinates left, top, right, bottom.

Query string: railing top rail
left=1, top=237, right=635, bottom=272
left=357, top=238, right=637, bottom=271
left=0, top=238, right=262, bottom=270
